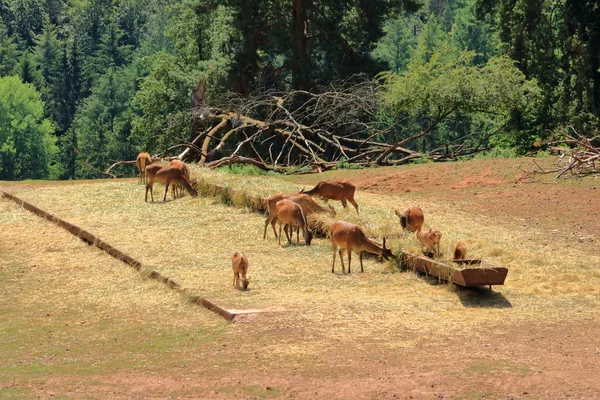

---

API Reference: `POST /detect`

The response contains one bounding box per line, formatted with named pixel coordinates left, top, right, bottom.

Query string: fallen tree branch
left=73, top=146, right=117, bottom=179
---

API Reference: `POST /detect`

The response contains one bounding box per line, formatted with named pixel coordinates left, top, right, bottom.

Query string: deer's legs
left=331, top=242, right=337, bottom=273
left=349, top=198, right=359, bottom=214
left=347, top=249, right=352, bottom=274
left=339, top=249, right=346, bottom=273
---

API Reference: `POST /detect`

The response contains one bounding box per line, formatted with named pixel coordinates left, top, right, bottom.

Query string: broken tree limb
left=105, top=160, right=137, bottom=175
left=200, top=117, right=230, bottom=165
left=71, top=146, right=117, bottom=178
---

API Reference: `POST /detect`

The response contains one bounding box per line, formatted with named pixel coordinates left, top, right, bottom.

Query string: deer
left=329, top=220, right=395, bottom=274
left=232, top=250, right=249, bottom=290
left=169, top=160, right=198, bottom=198
left=275, top=199, right=313, bottom=246
left=145, top=163, right=198, bottom=202
left=136, top=152, right=153, bottom=184
left=263, top=193, right=335, bottom=240
left=300, top=180, right=359, bottom=213
left=394, top=206, right=424, bottom=233
left=452, top=242, right=467, bottom=261
left=416, top=227, right=442, bottom=258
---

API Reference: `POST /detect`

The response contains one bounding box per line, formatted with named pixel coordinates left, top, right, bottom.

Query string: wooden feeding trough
left=399, top=251, right=508, bottom=288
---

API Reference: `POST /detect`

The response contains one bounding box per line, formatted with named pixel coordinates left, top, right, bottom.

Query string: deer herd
left=136, top=152, right=468, bottom=291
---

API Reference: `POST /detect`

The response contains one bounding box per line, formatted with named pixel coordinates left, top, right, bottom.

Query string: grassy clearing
left=0, top=200, right=227, bottom=382
left=2, top=162, right=600, bottom=398
left=4, top=165, right=600, bottom=347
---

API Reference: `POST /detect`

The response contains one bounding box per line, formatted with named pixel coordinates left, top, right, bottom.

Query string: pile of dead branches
left=94, top=77, right=503, bottom=177
left=176, top=78, right=428, bottom=172
left=533, top=127, right=600, bottom=178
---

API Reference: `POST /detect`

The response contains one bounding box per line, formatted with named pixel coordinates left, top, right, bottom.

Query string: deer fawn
left=232, top=251, right=249, bottom=290
left=416, top=227, right=442, bottom=258
left=452, top=242, right=467, bottom=260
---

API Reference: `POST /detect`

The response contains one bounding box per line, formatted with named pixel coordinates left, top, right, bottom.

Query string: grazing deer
left=452, top=242, right=467, bottom=260
left=145, top=164, right=198, bottom=202
left=136, top=152, right=153, bottom=184
left=301, top=180, right=359, bottom=213
left=232, top=250, right=249, bottom=290
left=329, top=220, right=395, bottom=273
left=394, top=206, right=424, bottom=233
left=169, top=160, right=198, bottom=198
left=263, top=193, right=335, bottom=240
left=416, top=227, right=442, bottom=258
left=275, top=199, right=313, bottom=246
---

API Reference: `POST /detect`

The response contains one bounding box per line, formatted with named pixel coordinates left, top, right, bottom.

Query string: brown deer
left=416, top=227, right=442, bottom=258
left=169, top=160, right=198, bottom=198
left=275, top=199, right=313, bottom=246
left=329, top=220, right=395, bottom=273
left=301, top=180, right=359, bottom=213
left=232, top=250, right=249, bottom=290
left=145, top=164, right=198, bottom=202
left=136, top=152, right=153, bottom=184
left=263, top=193, right=335, bottom=240
left=452, top=242, right=467, bottom=260
left=394, top=206, right=424, bottom=233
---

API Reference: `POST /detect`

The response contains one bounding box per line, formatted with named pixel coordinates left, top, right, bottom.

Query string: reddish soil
left=350, top=158, right=599, bottom=252
left=28, top=320, right=600, bottom=399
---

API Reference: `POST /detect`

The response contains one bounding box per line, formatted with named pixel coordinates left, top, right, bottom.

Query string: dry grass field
left=1, top=156, right=599, bottom=399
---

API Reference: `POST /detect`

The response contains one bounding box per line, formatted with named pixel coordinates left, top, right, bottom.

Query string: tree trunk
left=291, top=0, right=312, bottom=91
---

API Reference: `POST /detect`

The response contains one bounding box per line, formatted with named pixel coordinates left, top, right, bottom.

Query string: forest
left=0, top=0, right=598, bottom=180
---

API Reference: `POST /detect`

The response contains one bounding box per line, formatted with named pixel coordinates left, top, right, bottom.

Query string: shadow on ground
left=456, top=286, right=512, bottom=308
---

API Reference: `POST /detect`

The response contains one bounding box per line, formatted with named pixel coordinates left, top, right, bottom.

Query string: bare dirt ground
left=1, top=156, right=600, bottom=399
left=349, top=158, right=600, bottom=252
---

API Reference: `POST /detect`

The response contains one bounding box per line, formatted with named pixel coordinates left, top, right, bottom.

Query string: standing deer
left=301, top=180, right=359, bottom=213
left=136, top=152, right=153, bottom=184
left=275, top=199, right=313, bottom=246
left=232, top=250, right=249, bottom=290
left=145, top=164, right=198, bottom=202
left=263, top=193, right=335, bottom=240
left=169, top=160, right=198, bottom=198
left=329, top=221, right=395, bottom=273
left=416, top=227, right=442, bottom=258
left=394, top=206, right=424, bottom=233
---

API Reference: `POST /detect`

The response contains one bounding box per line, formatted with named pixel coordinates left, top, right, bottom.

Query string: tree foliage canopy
left=0, top=75, right=56, bottom=180
left=0, top=0, right=598, bottom=178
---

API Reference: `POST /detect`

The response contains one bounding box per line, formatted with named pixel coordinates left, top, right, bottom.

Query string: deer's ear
left=394, top=209, right=400, bottom=216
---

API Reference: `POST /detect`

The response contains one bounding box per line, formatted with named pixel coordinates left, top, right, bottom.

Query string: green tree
left=372, top=15, right=421, bottom=74
left=476, top=0, right=600, bottom=139
left=381, top=50, right=540, bottom=153
left=0, top=75, right=56, bottom=180
left=132, top=52, right=196, bottom=154
left=73, top=65, right=137, bottom=178
left=0, top=19, right=20, bottom=75
left=16, top=49, right=36, bottom=85
left=33, top=17, right=62, bottom=126
left=6, top=0, right=45, bottom=46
